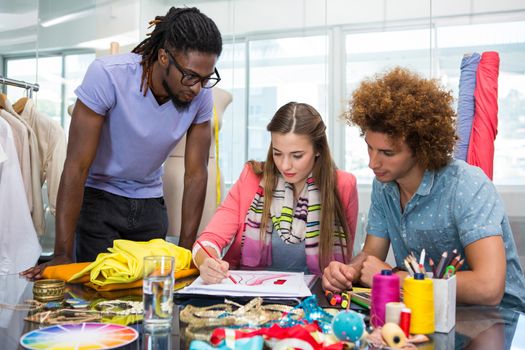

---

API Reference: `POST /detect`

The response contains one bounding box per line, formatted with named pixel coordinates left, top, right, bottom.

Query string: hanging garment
left=454, top=53, right=480, bottom=161
left=0, top=143, right=6, bottom=163
left=1, top=99, right=44, bottom=234
left=0, top=117, right=42, bottom=274
left=17, top=98, right=66, bottom=216
left=467, top=51, right=500, bottom=180
left=0, top=107, right=31, bottom=207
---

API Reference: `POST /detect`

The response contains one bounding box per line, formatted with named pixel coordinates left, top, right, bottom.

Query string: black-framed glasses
left=165, top=49, right=221, bottom=89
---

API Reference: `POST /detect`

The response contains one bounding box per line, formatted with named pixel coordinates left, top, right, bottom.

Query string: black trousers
left=75, top=187, right=168, bottom=262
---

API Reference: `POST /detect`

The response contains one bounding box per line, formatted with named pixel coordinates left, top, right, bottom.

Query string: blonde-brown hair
left=345, top=67, right=457, bottom=171
left=249, top=102, right=350, bottom=270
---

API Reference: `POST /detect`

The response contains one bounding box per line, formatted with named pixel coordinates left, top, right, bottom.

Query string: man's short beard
left=162, top=80, right=191, bottom=110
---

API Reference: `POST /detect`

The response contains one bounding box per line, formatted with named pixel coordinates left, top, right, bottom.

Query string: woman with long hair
left=193, top=102, right=358, bottom=283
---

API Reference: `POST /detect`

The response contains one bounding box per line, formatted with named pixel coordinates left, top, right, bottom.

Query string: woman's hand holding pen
left=195, top=241, right=238, bottom=285
left=199, top=257, right=231, bottom=284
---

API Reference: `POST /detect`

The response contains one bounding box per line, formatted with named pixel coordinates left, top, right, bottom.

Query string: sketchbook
left=176, top=270, right=313, bottom=298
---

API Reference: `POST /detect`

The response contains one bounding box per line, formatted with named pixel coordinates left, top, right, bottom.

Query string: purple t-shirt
left=75, top=53, right=212, bottom=198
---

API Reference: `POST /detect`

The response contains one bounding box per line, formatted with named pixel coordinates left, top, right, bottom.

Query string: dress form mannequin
left=163, top=87, right=232, bottom=238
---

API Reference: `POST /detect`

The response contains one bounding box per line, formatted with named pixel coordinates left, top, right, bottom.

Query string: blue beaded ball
left=332, top=310, right=365, bottom=342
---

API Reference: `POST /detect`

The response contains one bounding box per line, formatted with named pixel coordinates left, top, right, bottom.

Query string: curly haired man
left=323, top=67, right=524, bottom=309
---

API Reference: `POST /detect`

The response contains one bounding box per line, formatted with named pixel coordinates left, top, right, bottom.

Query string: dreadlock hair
left=132, top=7, right=222, bottom=95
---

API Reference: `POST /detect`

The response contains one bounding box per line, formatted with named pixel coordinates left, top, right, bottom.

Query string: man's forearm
left=179, top=171, right=207, bottom=249
left=456, top=270, right=504, bottom=305
left=54, top=169, right=87, bottom=259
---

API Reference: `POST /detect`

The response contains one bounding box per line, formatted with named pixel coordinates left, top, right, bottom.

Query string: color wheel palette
left=20, top=322, right=138, bottom=349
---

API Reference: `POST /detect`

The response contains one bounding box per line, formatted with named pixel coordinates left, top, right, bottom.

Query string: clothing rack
left=0, top=76, right=39, bottom=98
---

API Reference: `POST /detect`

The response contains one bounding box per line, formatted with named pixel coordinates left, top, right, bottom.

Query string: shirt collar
left=380, top=168, right=435, bottom=197
left=415, top=169, right=435, bottom=196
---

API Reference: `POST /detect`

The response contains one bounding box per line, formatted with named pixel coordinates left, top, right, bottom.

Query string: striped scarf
left=240, top=174, right=346, bottom=274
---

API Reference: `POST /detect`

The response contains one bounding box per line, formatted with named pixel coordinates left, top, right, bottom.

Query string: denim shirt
left=367, top=159, right=525, bottom=310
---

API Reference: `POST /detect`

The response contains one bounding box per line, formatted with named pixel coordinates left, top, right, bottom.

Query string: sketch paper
left=177, top=270, right=312, bottom=298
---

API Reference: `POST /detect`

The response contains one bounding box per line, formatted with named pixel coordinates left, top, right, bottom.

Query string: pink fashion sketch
left=230, top=273, right=291, bottom=286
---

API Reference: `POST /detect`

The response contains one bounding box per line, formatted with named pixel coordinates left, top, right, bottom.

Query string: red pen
left=196, top=241, right=237, bottom=284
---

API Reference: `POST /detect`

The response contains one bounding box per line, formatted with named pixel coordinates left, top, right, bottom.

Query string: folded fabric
left=42, top=262, right=91, bottom=282
left=43, top=262, right=198, bottom=292
left=83, top=268, right=199, bottom=292
left=68, top=239, right=193, bottom=286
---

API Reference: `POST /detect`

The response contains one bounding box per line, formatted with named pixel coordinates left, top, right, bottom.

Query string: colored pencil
left=455, top=259, right=465, bottom=271
left=435, top=251, right=448, bottom=278
left=408, top=255, right=421, bottom=274
left=429, top=257, right=435, bottom=277
left=419, top=249, right=426, bottom=266
left=404, top=258, right=415, bottom=276
left=450, top=254, right=462, bottom=268
left=445, top=249, right=458, bottom=267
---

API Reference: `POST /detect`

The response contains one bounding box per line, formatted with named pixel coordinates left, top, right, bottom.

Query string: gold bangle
left=33, top=279, right=65, bottom=302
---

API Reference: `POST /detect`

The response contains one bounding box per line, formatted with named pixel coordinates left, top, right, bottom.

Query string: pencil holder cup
left=433, top=275, right=456, bottom=333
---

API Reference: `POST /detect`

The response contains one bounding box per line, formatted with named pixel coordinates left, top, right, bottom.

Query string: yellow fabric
left=82, top=268, right=199, bottom=292
left=68, top=239, right=192, bottom=286
left=42, top=263, right=198, bottom=292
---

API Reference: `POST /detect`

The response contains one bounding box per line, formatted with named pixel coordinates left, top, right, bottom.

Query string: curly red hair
left=345, top=67, right=457, bottom=171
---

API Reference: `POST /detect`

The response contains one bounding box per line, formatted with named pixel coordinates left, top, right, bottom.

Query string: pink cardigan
left=195, top=163, right=358, bottom=273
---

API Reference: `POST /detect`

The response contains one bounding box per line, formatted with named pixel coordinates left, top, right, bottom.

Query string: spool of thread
left=385, top=302, right=406, bottom=324
left=403, top=273, right=435, bottom=334
left=371, top=270, right=400, bottom=327
left=381, top=322, right=407, bottom=348
left=399, top=308, right=411, bottom=337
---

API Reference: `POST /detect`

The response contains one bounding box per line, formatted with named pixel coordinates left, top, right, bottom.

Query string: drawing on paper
left=229, top=272, right=291, bottom=286
left=177, top=270, right=312, bottom=298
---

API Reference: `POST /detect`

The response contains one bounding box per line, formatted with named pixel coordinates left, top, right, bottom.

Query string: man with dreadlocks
left=22, top=7, right=223, bottom=279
